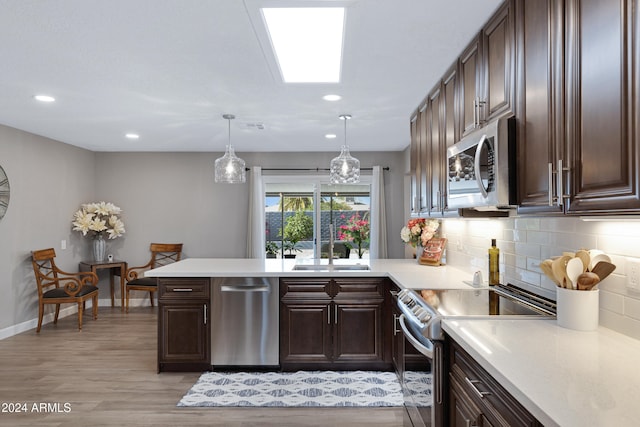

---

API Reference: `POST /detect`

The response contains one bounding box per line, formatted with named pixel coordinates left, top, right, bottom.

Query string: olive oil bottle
left=488, top=238, right=500, bottom=285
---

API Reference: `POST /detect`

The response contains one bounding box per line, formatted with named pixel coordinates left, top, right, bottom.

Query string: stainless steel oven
left=395, top=284, right=555, bottom=426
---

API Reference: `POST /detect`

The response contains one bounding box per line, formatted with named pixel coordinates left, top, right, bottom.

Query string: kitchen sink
left=292, top=264, right=370, bottom=271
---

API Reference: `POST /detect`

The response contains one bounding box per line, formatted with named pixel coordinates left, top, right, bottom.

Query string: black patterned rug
left=177, top=370, right=431, bottom=407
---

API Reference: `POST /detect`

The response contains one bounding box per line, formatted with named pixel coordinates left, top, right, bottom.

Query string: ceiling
left=0, top=0, right=502, bottom=153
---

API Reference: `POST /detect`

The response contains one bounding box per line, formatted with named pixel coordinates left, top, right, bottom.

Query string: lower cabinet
left=447, top=339, right=542, bottom=426
left=157, top=278, right=210, bottom=372
left=280, top=277, right=391, bottom=370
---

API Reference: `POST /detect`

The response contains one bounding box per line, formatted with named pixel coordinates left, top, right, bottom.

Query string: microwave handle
left=474, top=135, right=489, bottom=198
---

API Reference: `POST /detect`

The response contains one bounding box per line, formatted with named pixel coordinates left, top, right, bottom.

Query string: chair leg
left=149, top=291, right=154, bottom=307
left=125, top=288, right=130, bottom=313
left=54, top=304, right=60, bottom=324
left=77, top=302, right=83, bottom=331
left=92, top=295, right=98, bottom=320
left=37, top=302, right=44, bottom=333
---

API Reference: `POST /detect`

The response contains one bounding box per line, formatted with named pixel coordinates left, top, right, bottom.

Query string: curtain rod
left=246, top=167, right=389, bottom=172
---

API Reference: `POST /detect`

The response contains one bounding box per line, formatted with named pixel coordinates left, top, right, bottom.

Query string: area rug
left=177, top=370, right=430, bottom=407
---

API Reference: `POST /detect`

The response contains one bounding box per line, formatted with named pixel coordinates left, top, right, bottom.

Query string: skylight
left=262, top=7, right=345, bottom=83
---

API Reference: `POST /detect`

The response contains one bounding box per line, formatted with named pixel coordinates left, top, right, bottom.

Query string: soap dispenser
left=488, top=238, right=500, bottom=285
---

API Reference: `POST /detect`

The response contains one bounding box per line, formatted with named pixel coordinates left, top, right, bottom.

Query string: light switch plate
left=626, top=259, right=640, bottom=291
left=61, top=239, right=67, bottom=250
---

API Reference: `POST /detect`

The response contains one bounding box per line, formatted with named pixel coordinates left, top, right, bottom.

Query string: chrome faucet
left=328, top=224, right=334, bottom=265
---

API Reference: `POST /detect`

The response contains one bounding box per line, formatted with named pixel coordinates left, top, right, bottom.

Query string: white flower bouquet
left=400, top=218, right=439, bottom=247
left=72, top=201, right=125, bottom=239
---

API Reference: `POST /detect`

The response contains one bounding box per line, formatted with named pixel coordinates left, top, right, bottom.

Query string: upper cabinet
left=514, top=0, right=565, bottom=214
left=517, top=0, right=640, bottom=215
left=460, top=0, right=515, bottom=137
left=564, top=0, right=640, bottom=213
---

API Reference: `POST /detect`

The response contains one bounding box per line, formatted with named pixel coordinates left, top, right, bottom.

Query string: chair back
left=31, top=248, right=60, bottom=296
left=149, top=243, right=183, bottom=268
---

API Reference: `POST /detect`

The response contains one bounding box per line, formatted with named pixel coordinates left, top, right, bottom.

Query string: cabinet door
left=280, top=300, right=332, bottom=365
left=565, top=0, right=640, bottom=213
left=418, top=104, right=430, bottom=213
left=158, top=302, right=209, bottom=369
left=428, top=83, right=445, bottom=215
left=460, top=34, right=483, bottom=136
left=333, top=300, right=384, bottom=363
left=515, top=0, right=565, bottom=214
left=483, top=0, right=515, bottom=122
left=409, top=112, right=420, bottom=215
left=450, top=374, right=484, bottom=427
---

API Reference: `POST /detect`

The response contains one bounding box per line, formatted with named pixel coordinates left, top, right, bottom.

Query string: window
left=264, top=176, right=371, bottom=259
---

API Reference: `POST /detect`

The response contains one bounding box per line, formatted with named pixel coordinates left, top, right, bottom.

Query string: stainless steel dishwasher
left=210, top=277, right=279, bottom=367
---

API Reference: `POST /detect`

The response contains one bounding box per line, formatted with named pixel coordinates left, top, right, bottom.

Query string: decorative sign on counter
left=420, top=238, right=447, bottom=266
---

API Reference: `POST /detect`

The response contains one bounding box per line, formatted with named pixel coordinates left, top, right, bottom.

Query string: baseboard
left=0, top=297, right=154, bottom=340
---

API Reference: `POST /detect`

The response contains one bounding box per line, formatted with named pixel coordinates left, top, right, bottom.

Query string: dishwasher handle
left=220, top=285, right=269, bottom=292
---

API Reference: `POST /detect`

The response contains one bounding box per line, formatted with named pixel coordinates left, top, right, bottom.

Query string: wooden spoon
left=552, top=255, right=571, bottom=288
left=592, top=261, right=616, bottom=281
left=577, top=272, right=600, bottom=290
left=566, top=258, right=584, bottom=290
left=575, top=250, right=590, bottom=273
left=540, top=259, right=558, bottom=284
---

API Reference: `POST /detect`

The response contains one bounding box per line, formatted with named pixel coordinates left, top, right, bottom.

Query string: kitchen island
left=146, top=258, right=640, bottom=426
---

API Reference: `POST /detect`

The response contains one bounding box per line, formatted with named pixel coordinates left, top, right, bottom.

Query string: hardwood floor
left=0, top=307, right=407, bottom=426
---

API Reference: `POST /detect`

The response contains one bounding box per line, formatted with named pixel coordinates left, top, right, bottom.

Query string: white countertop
left=443, top=319, right=640, bottom=427
left=145, top=257, right=475, bottom=290
left=147, top=257, right=640, bottom=426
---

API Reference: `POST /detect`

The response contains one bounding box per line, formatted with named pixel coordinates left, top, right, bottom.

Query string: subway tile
left=624, top=296, right=640, bottom=321
left=600, top=290, right=624, bottom=314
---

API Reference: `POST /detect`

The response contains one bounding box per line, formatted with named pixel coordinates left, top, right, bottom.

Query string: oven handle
left=398, top=314, right=433, bottom=359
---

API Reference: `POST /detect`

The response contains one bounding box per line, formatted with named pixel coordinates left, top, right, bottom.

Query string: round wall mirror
left=0, top=165, right=9, bottom=220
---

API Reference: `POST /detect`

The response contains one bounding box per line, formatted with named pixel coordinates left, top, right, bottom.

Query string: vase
left=415, top=245, right=424, bottom=263
left=93, top=234, right=106, bottom=262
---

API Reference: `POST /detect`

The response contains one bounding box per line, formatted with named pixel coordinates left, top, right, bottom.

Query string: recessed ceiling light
left=262, top=7, right=345, bottom=83
left=323, top=94, right=342, bottom=101
left=125, top=133, right=140, bottom=140
left=325, top=134, right=337, bottom=139
left=34, top=95, right=55, bottom=102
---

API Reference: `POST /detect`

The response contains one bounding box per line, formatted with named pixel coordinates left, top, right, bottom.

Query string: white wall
left=0, top=124, right=96, bottom=332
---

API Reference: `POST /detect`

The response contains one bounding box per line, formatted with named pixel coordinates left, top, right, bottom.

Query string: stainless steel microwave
left=446, top=115, right=516, bottom=210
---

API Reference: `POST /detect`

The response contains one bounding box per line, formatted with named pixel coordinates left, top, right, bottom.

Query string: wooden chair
left=125, top=243, right=183, bottom=312
left=31, top=248, right=99, bottom=333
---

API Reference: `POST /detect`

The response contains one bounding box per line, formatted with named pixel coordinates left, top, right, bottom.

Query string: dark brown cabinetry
left=280, top=277, right=390, bottom=370
left=447, top=339, right=542, bottom=427
left=514, top=0, right=565, bottom=214
left=516, top=0, right=640, bottom=215
left=564, top=0, right=640, bottom=213
left=460, top=0, right=515, bottom=137
left=157, top=278, right=210, bottom=372
left=409, top=0, right=514, bottom=218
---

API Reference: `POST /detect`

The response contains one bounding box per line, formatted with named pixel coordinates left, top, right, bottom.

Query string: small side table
left=79, top=260, right=127, bottom=310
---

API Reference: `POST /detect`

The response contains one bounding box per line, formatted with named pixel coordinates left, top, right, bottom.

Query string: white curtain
left=246, top=166, right=265, bottom=258
left=370, top=165, right=388, bottom=258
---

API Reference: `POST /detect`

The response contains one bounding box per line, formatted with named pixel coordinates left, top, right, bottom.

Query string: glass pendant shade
left=214, top=114, right=246, bottom=184
left=330, top=145, right=360, bottom=183
left=329, top=114, right=360, bottom=184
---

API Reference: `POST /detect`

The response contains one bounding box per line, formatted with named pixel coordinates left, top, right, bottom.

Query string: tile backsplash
left=442, top=216, right=640, bottom=340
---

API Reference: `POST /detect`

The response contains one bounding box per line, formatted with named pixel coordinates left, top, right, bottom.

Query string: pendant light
left=214, top=114, right=246, bottom=184
left=329, top=114, right=360, bottom=184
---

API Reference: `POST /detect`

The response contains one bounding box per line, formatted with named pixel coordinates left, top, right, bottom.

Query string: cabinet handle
left=335, top=306, right=338, bottom=324
left=473, top=98, right=478, bottom=128
left=203, top=304, right=207, bottom=325
left=328, top=306, right=331, bottom=324
left=548, top=162, right=554, bottom=206
left=172, top=288, right=193, bottom=292
left=464, top=377, right=491, bottom=399
left=393, top=314, right=401, bottom=335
